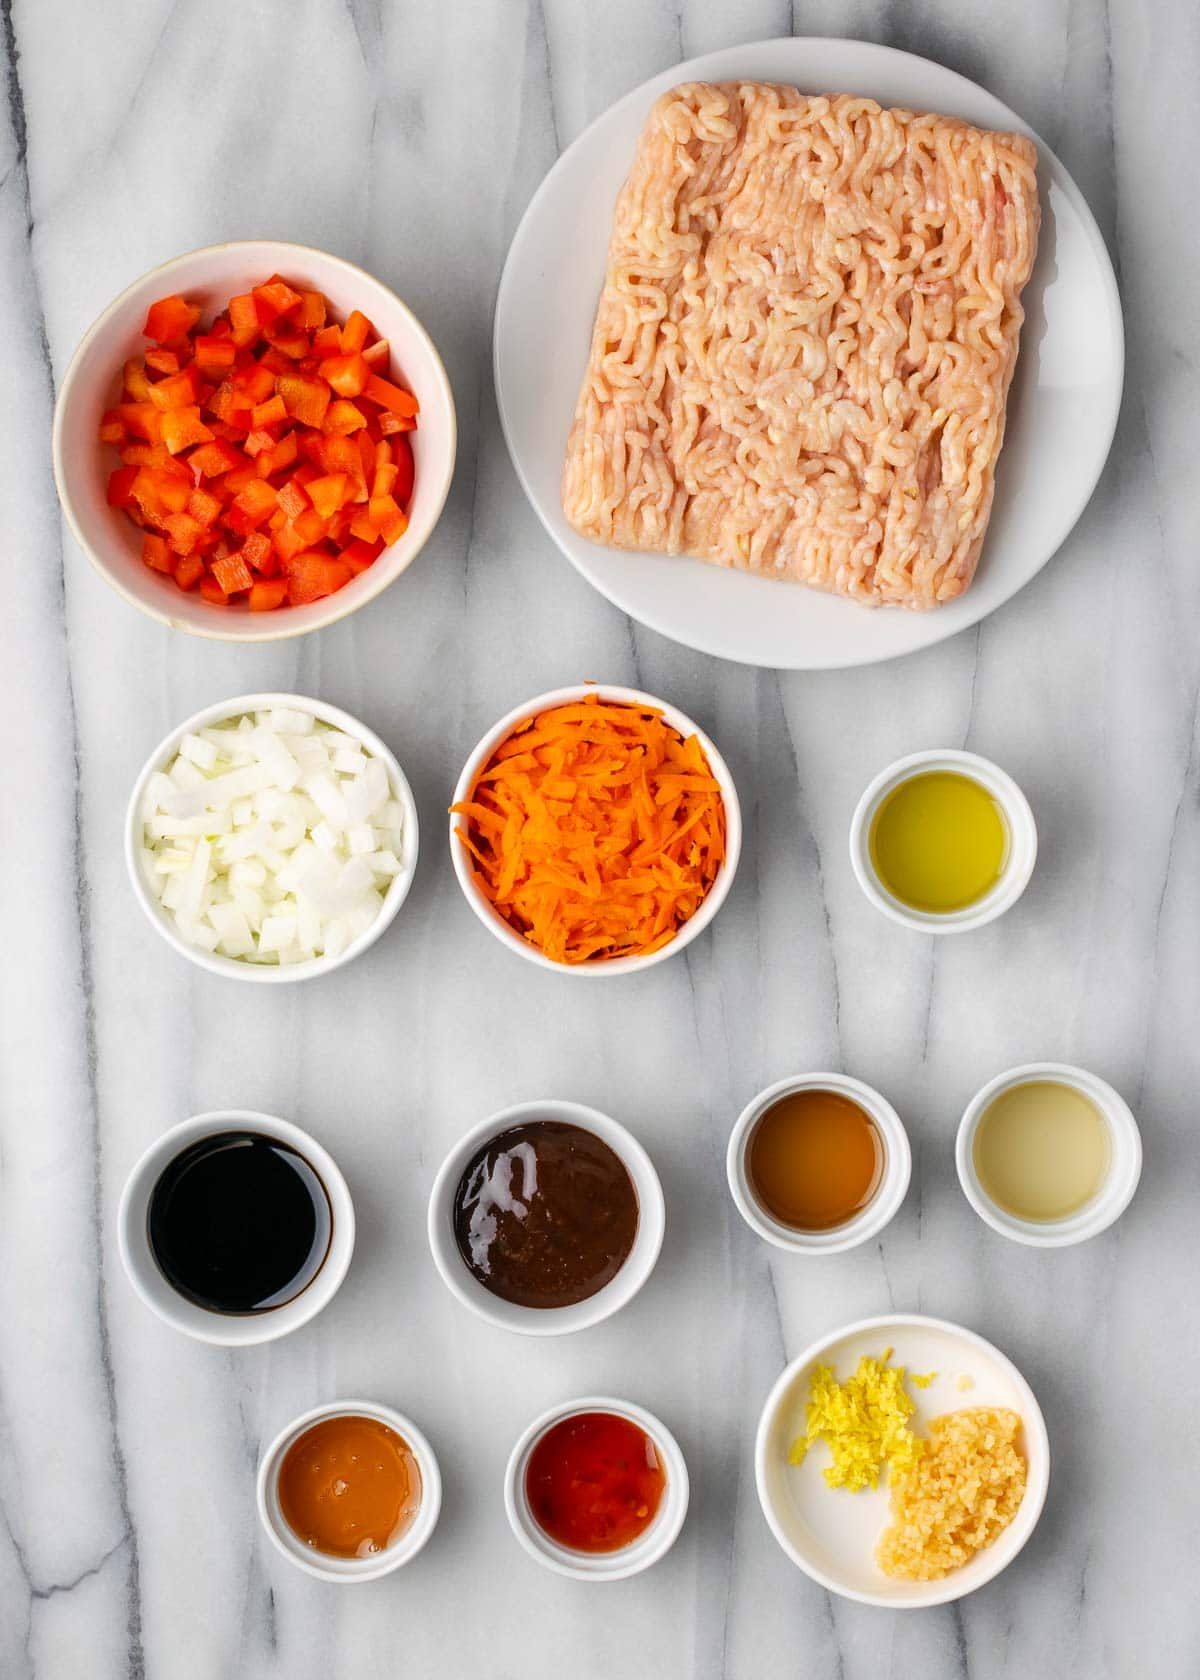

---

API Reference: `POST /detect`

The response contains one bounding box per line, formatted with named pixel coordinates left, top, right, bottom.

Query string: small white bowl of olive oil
left=849, top=749, right=1037, bottom=934
left=956, top=1063, right=1142, bottom=1247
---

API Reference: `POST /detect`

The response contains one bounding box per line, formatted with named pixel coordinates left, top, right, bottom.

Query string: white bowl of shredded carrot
left=448, top=685, right=741, bottom=974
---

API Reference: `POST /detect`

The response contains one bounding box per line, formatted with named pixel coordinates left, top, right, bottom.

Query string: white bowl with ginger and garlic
left=755, top=1314, right=1050, bottom=1609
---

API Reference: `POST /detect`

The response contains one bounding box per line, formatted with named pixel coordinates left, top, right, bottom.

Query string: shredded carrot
left=451, top=693, right=727, bottom=964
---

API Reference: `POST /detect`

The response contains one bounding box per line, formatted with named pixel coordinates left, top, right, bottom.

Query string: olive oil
left=748, top=1089, right=884, bottom=1230
left=870, top=771, right=1008, bottom=914
left=973, top=1081, right=1111, bottom=1221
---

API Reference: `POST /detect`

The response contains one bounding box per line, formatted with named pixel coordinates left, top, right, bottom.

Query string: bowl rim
left=124, top=690, right=420, bottom=983
left=503, top=1395, right=690, bottom=1580
left=51, top=237, right=457, bottom=642
left=116, top=1108, right=355, bottom=1346
left=256, top=1398, right=442, bottom=1582
left=955, top=1061, right=1143, bottom=1247
left=848, top=748, right=1038, bottom=934
left=448, top=682, right=742, bottom=976
left=426, top=1098, right=666, bottom=1336
left=754, top=1311, right=1051, bottom=1609
left=726, top=1072, right=912, bottom=1254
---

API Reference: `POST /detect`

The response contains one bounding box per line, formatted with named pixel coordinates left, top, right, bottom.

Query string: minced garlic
left=876, top=1407, right=1026, bottom=1580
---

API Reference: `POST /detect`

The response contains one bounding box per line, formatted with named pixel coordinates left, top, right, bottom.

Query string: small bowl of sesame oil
left=849, top=749, right=1037, bottom=934
left=726, top=1073, right=912, bottom=1255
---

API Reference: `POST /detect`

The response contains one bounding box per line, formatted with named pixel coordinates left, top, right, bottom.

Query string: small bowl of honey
left=504, top=1396, right=689, bottom=1581
left=257, top=1400, right=442, bottom=1582
left=956, top=1062, right=1142, bottom=1247
left=726, top=1073, right=911, bottom=1255
left=849, top=749, right=1037, bottom=935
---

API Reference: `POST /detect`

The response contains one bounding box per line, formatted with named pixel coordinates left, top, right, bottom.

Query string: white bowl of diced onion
left=126, top=693, right=418, bottom=982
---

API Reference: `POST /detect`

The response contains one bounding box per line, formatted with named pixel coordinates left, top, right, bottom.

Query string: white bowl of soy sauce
left=118, top=1109, right=355, bottom=1344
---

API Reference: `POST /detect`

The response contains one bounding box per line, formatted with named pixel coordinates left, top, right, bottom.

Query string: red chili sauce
left=525, top=1411, right=665, bottom=1553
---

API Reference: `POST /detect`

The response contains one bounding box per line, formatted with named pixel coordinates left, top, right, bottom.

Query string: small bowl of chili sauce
left=504, top=1397, right=689, bottom=1580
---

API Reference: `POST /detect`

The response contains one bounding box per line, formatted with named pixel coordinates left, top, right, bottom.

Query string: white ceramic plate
left=495, top=39, right=1123, bottom=670
left=755, top=1314, right=1050, bottom=1607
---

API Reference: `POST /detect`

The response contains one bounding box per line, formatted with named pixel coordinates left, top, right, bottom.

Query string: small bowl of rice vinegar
left=957, top=1063, right=1142, bottom=1247
left=726, top=1073, right=911, bottom=1254
left=850, top=749, right=1037, bottom=934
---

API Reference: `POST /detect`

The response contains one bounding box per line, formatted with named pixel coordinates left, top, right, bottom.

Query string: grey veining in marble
left=1, top=1, right=1197, bottom=1675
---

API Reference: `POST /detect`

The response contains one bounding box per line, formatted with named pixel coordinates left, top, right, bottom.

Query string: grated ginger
left=788, top=1356, right=925, bottom=1491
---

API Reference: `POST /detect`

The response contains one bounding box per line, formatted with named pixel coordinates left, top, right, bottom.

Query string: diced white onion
left=140, top=708, right=405, bottom=966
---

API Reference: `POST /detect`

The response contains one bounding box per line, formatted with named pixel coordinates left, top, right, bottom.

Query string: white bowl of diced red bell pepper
left=52, top=240, right=457, bottom=640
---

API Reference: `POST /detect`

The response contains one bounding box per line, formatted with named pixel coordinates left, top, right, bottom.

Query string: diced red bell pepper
left=343, top=537, right=383, bottom=574
left=144, top=295, right=201, bottom=344
left=160, top=407, right=214, bottom=455
left=103, top=276, right=415, bottom=612
left=225, top=478, right=278, bottom=534
left=228, top=293, right=261, bottom=348
left=222, top=463, right=262, bottom=494
left=276, top=373, right=330, bottom=429
left=255, top=433, right=298, bottom=479
left=144, top=347, right=181, bottom=376
left=253, top=279, right=304, bottom=322
left=107, top=465, right=139, bottom=508
left=340, top=310, right=372, bottom=354
left=324, top=399, right=367, bottom=436
left=132, top=466, right=191, bottom=518
left=172, top=553, right=205, bottom=591
left=251, top=394, right=288, bottom=429
left=199, top=574, right=229, bottom=605
left=320, top=352, right=369, bottom=398
left=368, top=492, right=408, bottom=545
left=116, top=402, right=163, bottom=443
left=193, top=335, right=237, bottom=375
left=123, top=359, right=154, bottom=401
left=186, top=487, right=223, bottom=528
left=148, top=365, right=205, bottom=411
left=164, top=512, right=206, bottom=555
left=283, top=550, right=354, bottom=604
left=270, top=520, right=308, bottom=563
left=297, top=291, right=327, bottom=330
left=291, top=506, right=327, bottom=545
left=249, top=577, right=289, bottom=611
left=306, top=474, right=348, bottom=522
left=142, top=533, right=172, bottom=573
left=188, top=438, right=245, bottom=479
left=392, top=434, right=415, bottom=506
left=263, top=319, right=309, bottom=359
left=212, top=552, right=254, bottom=594
left=231, top=363, right=276, bottom=405
left=276, top=479, right=309, bottom=522
left=240, top=532, right=273, bottom=572
left=362, top=373, right=419, bottom=417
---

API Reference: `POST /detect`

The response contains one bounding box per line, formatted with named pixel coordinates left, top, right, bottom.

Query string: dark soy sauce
left=148, top=1132, right=332, bottom=1314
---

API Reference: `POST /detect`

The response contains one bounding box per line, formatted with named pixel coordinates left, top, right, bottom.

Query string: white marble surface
left=1, top=1, right=1196, bottom=1676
